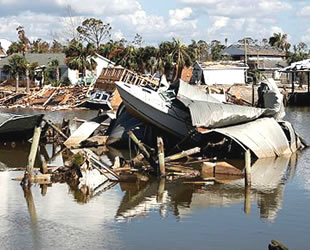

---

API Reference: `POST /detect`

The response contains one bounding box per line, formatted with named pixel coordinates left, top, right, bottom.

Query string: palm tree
left=6, top=41, right=24, bottom=55
left=3, top=55, right=28, bottom=92
left=48, top=59, right=60, bottom=83
left=170, top=38, right=192, bottom=80
left=269, top=33, right=291, bottom=51
left=114, top=45, right=139, bottom=71
left=64, top=40, right=97, bottom=84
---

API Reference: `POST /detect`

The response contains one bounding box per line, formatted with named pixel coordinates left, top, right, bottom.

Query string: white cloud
left=207, top=16, right=229, bottom=34
left=168, top=7, right=192, bottom=26
left=178, top=0, right=291, bottom=17
left=298, top=6, right=310, bottom=17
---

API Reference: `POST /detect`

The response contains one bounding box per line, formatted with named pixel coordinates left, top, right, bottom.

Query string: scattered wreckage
left=107, top=78, right=303, bottom=160
left=15, top=77, right=307, bottom=204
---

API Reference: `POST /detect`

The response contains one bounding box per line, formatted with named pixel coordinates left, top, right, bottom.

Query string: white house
left=190, top=61, right=248, bottom=85
left=0, top=52, right=114, bottom=85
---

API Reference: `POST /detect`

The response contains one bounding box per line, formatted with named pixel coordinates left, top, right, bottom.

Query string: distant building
left=222, top=45, right=288, bottom=83
left=0, top=39, right=12, bottom=59
left=0, top=53, right=114, bottom=85
left=190, top=61, right=248, bottom=85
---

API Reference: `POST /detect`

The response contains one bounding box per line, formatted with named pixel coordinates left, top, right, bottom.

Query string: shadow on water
left=22, top=185, right=41, bottom=250
left=113, top=154, right=299, bottom=222
left=15, top=140, right=301, bottom=224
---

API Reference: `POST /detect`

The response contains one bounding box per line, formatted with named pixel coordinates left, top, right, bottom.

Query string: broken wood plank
left=64, top=115, right=108, bottom=148
left=44, top=118, right=68, bottom=139
left=164, top=147, right=200, bottom=163
left=128, top=131, right=157, bottom=169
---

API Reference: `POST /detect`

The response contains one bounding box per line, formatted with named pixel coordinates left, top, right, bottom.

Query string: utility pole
left=244, top=39, right=248, bottom=83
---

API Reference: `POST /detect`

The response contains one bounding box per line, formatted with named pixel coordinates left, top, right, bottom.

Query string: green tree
left=48, top=59, right=60, bottom=83
left=31, top=38, right=49, bottom=53
left=210, top=40, right=226, bottom=61
left=269, top=33, right=291, bottom=51
left=77, top=18, right=112, bottom=49
left=50, top=40, right=63, bottom=53
left=6, top=41, right=24, bottom=55
left=3, top=54, right=28, bottom=92
left=287, top=42, right=309, bottom=64
left=64, top=40, right=97, bottom=84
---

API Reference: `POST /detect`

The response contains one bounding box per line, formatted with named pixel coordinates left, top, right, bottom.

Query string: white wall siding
left=203, top=69, right=245, bottom=85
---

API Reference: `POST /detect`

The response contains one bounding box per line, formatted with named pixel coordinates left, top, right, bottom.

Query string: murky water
left=1, top=107, right=310, bottom=250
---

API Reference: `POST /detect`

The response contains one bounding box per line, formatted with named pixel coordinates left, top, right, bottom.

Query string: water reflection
left=115, top=155, right=298, bottom=222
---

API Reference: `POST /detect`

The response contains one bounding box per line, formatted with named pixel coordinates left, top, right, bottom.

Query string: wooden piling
left=157, top=137, right=165, bottom=177
left=244, top=186, right=251, bottom=215
left=244, top=149, right=251, bottom=186
left=26, top=126, right=42, bottom=175
left=156, top=178, right=165, bottom=203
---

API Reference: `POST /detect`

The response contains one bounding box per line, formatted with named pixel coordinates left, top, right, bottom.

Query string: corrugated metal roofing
left=280, top=59, right=310, bottom=72
left=223, top=45, right=286, bottom=57
left=206, top=117, right=292, bottom=158
left=178, top=96, right=267, bottom=128
left=176, top=79, right=221, bottom=103
left=0, top=53, right=66, bottom=67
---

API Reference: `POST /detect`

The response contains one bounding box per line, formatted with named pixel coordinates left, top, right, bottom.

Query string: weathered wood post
left=157, top=137, right=165, bottom=177
left=244, top=186, right=251, bottom=215
left=26, top=125, right=42, bottom=176
left=244, top=149, right=251, bottom=186
left=157, top=178, right=165, bottom=203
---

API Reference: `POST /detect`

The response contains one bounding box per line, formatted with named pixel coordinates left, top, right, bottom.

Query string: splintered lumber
left=44, top=118, right=68, bottom=139
left=157, top=137, right=165, bottom=177
left=89, top=155, right=119, bottom=181
left=164, top=147, right=200, bottom=163
left=26, top=126, right=42, bottom=175
left=14, top=174, right=51, bottom=184
left=64, top=115, right=108, bottom=148
left=201, top=161, right=243, bottom=178
left=43, top=88, right=58, bottom=106
left=128, top=131, right=157, bottom=169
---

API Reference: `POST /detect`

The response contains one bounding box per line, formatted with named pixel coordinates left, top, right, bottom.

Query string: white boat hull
left=116, top=82, right=193, bottom=138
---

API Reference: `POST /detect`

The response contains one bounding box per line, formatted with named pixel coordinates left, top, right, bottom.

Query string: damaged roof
left=280, top=59, right=310, bottom=72
left=223, top=45, right=286, bottom=57
left=203, top=117, right=292, bottom=158
left=197, top=61, right=248, bottom=70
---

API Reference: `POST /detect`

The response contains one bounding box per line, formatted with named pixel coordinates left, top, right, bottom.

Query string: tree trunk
left=56, top=67, right=60, bottom=83
left=26, top=68, right=30, bottom=93
left=16, top=74, right=19, bottom=92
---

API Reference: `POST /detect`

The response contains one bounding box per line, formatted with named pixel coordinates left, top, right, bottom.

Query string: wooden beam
left=26, top=126, right=42, bottom=175
left=157, top=137, right=165, bottom=177
left=164, top=147, right=200, bottom=163
left=244, top=149, right=251, bottom=186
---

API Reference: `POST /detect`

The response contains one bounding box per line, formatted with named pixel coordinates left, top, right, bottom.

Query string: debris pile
left=0, top=86, right=89, bottom=110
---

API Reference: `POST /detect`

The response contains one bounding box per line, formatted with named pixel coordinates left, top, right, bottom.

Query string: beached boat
left=0, top=113, right=44, bottom=141
left=115, top=79, right=284, bottom=139
left=83, top=90, right=112, bottom=110
left=115, top=81, right=193, bottom=138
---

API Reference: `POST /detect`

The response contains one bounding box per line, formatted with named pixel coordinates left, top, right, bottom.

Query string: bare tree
left=77, top=18, right=112, bottom=49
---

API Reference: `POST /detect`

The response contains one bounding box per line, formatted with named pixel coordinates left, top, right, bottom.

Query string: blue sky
left=0, top=0, right=309, bottom=48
